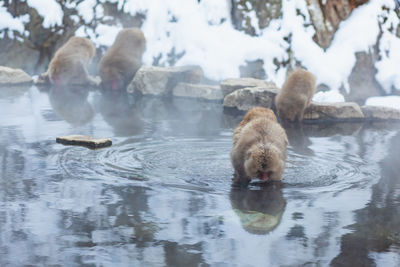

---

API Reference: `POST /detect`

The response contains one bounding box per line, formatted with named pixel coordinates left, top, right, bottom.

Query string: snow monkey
left=275, top=68, right=316, bottom=122
left=231, top=107, right=288, bottom=186
left=47, top=37, right=96, bottom=86
left=98, top=28, right=146, bottom=91
left=233, top=107, right=277, bottom=145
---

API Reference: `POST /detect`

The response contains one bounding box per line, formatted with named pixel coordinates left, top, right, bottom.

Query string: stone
left=173, top=83, right=223, bottom=101
left=223, top=86, right=278, bottom=112
left=56, top=135, right=112, bottom=149
left=303, top=102, right=364, bottom=121
left=127, top=65, right=203, bottom=96
left=220, top=78, right=276, bottom=97
left=0, top=66, right=33, bottom=85
left=361, top=105, right=400, bottom=121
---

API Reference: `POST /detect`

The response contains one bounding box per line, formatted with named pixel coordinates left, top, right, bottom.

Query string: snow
left=26, top=0, right=62, bottom=27
left=0, top=6, right=25, bottom=34
left=365, top=96, right=400, bottom=110
left=376, top=4, right=400, bottom=93
left=313, top=90, right=345, bottom=103
left=77, top=0, right=96, bottom=23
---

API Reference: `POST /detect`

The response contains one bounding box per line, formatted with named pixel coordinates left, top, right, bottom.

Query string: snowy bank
left=365, top=96, right=400, bottom=110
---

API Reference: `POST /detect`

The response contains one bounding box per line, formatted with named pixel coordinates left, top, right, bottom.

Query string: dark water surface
left=0, top=86, right=399, bottom=266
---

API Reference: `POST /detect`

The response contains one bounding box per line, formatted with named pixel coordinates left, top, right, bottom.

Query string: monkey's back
left=99, top=28, right=146, bottom=83
left=233, top=117, right=288, bottom=159
left=233, top=107, right=277, bottom=145
left=275, top=69, right=316, bottom=121
left=48, top=37, right=95, bottom=84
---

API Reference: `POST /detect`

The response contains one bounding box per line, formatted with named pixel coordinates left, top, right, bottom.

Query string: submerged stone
left=127, top=65, right=204, bottom=96
left=56, top=135, right=112, bottom=149
left=173, top=83, right=223, bottom=101
left=0, top=66, right=33, bottom=85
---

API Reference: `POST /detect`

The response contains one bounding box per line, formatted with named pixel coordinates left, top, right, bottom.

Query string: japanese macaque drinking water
left=231, top=107, right=288, bottom=186
left=275, top=68, right=316, bottom=122
left=46, top=37, right=96, bottom=86
left=98, top=28, right=146, bottom=91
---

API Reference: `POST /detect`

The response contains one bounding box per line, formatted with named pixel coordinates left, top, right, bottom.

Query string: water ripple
left=57, top=136, right=233, bottom=193
left=56, top=134, right=377, bottom=195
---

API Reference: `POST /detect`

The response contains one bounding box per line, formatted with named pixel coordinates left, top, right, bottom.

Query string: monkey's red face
left=258, top=170, right=272, bottom=181
left=244, top=145, right=284, bottom=182
left=101, top=67, right=126, bottom=91
left=111, top=79, right=120, bottom=91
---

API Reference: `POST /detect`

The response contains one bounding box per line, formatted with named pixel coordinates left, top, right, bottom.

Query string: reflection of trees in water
left=331, top=132, right=400, bottom=266
left=0, top=127, right=39, bottom=202
left=162, top=241, right=207, bottom=266
left=230, top=183, right=286, bottom=235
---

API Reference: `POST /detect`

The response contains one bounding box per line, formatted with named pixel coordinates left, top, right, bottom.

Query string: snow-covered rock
left=0, top=66, right=33, bottom=85
left=361, top=105, right=400, bottom=121
left=365, top=96, right=400, bottom=110
left=220, top=77, right=276, bottom=97
left=303, top=102, right=364, bottom=121
left=173, top=83, right=222, bottom=101
left=313, top=90, right=345, bottom=103
left=127, top=65, right=204, bottom=96
left=223, top=86, right=278, bottom=112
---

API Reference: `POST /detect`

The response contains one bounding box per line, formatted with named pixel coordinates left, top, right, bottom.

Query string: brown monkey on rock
left=231, top=107, right=288, bottom=186
left=98, top=28, right=146, bottom=91
left=275, top=68, right=316, bottom=122
left=45, top=37, right=97, bottom=86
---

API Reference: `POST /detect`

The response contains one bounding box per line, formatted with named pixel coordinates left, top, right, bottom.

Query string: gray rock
left=303, top=102, right=364, bottom=121
left=223, top=86, right=278, bottom=112
left=127, top=65, right=203, bottom=96
left=361, top=105, right=400, bottom=121
left=220, top=77, right=276, bottom=97
left=0, top=66, right=33, bottom=85
left=173, top=83, right=223, bottom=101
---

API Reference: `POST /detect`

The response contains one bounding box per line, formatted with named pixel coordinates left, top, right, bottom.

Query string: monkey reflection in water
left=48, top=87, right=94, bottom=126
left=230, top=183, right=286, bottom=235
left=97, top=93, right=144, bottom=136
